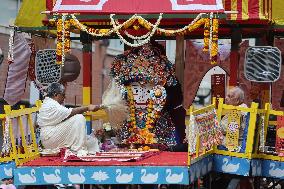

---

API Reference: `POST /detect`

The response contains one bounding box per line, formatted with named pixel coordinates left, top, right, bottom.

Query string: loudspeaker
left=244, top=46, right=281, bottom=82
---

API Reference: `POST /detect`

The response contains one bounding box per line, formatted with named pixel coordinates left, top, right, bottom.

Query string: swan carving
left=269, top=163, right=284, bottom=177
left=165, top=169, right=184, bottom=184
left=4, top=167, right=12, bottom=177
left=18, top=169, right=36, bottom=184
left=221, top=158, right=240, bottom=173
left=43, top=169, right=61, bottom=184
left=91, top=170, right=109, bottom=182
left=68, top=169, right=85, bottom=183
left=140, top=169, right=158, bottom=183
left=116, top=169, right=133, bottom=184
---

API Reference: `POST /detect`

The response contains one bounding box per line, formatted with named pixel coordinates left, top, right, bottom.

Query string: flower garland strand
left=111, top=13, right=163, bottom=47
left=70, top=13, right=206, bottom=38
left=8, top=28, right=15, bottom=64
left=70, top=14, right=137, bottom=37
left=1, top=116, right=12, bottom=156
left=61, top=14, right=66, bottom=66
left=210, top=18, right=219, bottom=64
left=56, top=18, right=63, bottom=64
left=203, top=18, right=210, bottom=52
left=56, top=15, right=71, bottom=65
left=209, top=12, right=213, bottom=62
left=65, top=13, right=219, bottom=62
left=188, top=114, right=197, bottom=154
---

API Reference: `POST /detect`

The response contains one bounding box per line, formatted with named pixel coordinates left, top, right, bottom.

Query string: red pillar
left=81, top=32, right=93, bottom=134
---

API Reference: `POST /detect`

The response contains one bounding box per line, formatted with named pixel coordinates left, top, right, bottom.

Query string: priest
left=37, top=82, right=104, bottom=155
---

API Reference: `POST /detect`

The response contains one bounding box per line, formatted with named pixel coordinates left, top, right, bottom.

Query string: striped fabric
left=223, top=0, right=268, bottom=20
left=4, top=32, right=31, bottom=105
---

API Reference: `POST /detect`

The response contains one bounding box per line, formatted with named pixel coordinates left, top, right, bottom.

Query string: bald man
left=220, top=87, right=248, bottom=151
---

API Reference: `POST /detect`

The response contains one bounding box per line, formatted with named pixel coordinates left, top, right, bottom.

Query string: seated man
left=219, top=86, right=248, bottom=151
left=37, top=83, right=104, bottom=154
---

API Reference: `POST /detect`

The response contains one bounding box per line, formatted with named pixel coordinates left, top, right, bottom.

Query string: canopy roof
left=15, top=0, right=46, bottom=28
left=52, top=0, right=224, bottom=14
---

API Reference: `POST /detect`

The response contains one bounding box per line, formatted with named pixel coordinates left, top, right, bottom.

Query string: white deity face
left=131, top=82, right=153, bottom=109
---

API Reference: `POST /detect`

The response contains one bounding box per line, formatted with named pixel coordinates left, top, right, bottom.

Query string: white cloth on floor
left=37, top=97, right=99, bottom=154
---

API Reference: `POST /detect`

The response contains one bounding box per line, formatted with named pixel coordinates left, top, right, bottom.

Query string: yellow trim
left=192, top=104, right=215, bottom=115
left=258, top=0, right=266, bottom=19
left=214, top=148, right=251, bottom=159
left=85, top=116, right=91, bottom=121
left=231, top=0, right=238, bottom=20
left=242, top=0, right=249, bottom=20
left=245, top=102, right=259, bottom=154
left=83, top=87, right=91, bottom=105
left=269, top=121, right=277, bottom=126
left=86, top=110, right=108, bottom=121
left=252, top=153, right=284, bottom=161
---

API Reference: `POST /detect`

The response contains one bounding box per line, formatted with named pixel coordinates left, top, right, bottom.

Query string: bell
left=60, top=53, right=81, bottom=83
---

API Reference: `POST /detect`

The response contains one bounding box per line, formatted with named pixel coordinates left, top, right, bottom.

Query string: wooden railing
left=214, top=98, right=259, bottom=159
left=252, top=104, right=284, bottom=161
left=0, top=101, right=41, bottom=165
left=187, top=98, right=259, bottom=165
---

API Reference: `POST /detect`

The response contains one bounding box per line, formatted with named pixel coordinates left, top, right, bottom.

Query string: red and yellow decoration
left=276, top=116, right=284, bottom=156
left=125, top=85, right=157, bottom=144
left=54, top=13, right=220, bottom=64
left=210, top=18, right=219, bottom=64
left=56, top=15, right=71, bottom=65
left=203, top=18, right=210, bottom=52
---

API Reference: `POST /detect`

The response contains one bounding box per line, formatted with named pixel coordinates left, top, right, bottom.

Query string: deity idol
left=110, top=43, right=182, bottom=148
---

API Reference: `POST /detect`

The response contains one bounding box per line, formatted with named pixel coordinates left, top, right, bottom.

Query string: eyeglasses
left=57, top=93, right=65, bottom=98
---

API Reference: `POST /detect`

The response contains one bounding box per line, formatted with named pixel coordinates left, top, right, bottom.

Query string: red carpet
left=22, top=152, right=188, bottom=166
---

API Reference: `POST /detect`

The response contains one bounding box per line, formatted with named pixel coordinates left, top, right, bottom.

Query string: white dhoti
left=38, top=97, right=99, bottom=154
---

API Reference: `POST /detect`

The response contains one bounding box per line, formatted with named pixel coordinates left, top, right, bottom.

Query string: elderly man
left=220, top=86, right=248, bottom=151
left=37, top=83, right=103, bottom=155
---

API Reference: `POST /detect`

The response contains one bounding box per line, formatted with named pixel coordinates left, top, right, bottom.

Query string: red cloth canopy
left=52, top=0, right=224, bottom=14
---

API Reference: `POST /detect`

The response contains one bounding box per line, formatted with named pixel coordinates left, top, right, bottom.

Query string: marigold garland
left=56, top=17, right=71, bottom=65
left=125, top=85, right=157, bottom=144
left=55, top=13, right=219, bottom=64
left=203, top=18, right=210, bottom=52
left=210, top=18, right=219, bottom=64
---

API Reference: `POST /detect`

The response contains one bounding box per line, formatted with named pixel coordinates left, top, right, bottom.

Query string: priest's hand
left=88, top=105, right=101, bottom=112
